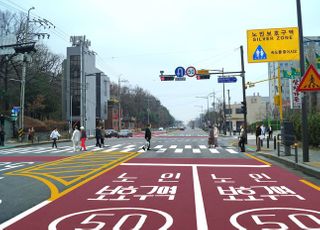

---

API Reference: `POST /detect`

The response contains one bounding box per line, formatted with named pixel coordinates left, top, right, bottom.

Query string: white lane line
left=156, top=148, right=167, bottom=153
left=199, top=145, right=207, bottom=149
left=154, top=145, right=163, bottom=149
left=174, top=148, right=183, bottom=153
left=226, top=148, right=238, bottom=154
left=169, top=145, right=177, bottom=149
left=0, top=200, right=51, bottom=229
left=103, top=148, right=119, bottom=152
left=209, top=148, right=219, bottom=154
left=122, top=163, right=271, bottom=168
left=185, top=145, right=192, bottom=149
left=193, top=149, right=201, bottom=154
left=192, top=165, right=208, bottom=230
left=121, top=148, right=136, bottom=153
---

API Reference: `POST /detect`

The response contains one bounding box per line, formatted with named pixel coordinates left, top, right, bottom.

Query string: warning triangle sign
left=297, top=64, right=320, bottom=92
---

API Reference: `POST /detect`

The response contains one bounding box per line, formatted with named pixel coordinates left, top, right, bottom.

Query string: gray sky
left=2, top=0, right=320, bottom=123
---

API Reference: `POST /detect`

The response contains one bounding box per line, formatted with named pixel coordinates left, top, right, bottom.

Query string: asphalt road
left=0, top=128, right=319, bottom=229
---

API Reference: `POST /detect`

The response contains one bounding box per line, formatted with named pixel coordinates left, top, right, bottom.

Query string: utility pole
left=19, top=6, right=34, bottom=133
left=222, top=68, right=226, bottom=135
left=228, top=89, right=232, bottom=136
left=296, top=0, right=309, bottom=162
left=147, top=96, right=150, bottom=124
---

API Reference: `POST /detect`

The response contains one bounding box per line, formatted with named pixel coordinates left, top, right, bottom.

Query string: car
left=105, top=129, right=118, bottom=138
left=118, top=129, right=133, bottom=138
left=158, top=127, right=164, bottom=131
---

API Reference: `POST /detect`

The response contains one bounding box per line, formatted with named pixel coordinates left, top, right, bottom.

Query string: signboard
left=175, top=67, right=185, bottom=78
left=297, top=64, right=320, bottom=91
left=247, top=27, right=300, bottom=63
left=186, top=66, right=196, bottom=77
left=218, top=76, right=237, bottom=83
left=197, top=69, right=209, bottom=75
left=175, top=77, right=186, bottom=81
left=0, top=34, right=16, bottom=55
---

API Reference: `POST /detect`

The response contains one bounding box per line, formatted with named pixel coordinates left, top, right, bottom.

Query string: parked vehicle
left=105, top=129, right=118, bottom=138
left=118, top=129, right=133, bottom=138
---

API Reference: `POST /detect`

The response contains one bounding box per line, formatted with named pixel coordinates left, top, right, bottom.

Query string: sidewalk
left=245, top=134, right=320, bottom=179
left=0, top=138, right=71, bottom=150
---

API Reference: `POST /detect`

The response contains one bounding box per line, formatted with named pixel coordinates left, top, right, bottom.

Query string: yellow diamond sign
left=247, top=27, right=300, bottom=63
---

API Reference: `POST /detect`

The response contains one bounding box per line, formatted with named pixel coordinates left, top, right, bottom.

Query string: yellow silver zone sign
left=247, top=27, right=300, bottom=63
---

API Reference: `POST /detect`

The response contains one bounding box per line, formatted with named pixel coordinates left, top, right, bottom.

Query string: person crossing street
left=142, top=124, right=152, bottom=151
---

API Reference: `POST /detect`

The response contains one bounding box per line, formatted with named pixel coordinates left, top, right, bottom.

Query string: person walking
left=100, top=126, right=105, bottom=147
left=0, top=127, right=5, bottom=146
left=28, top=127, right=35, bottom=144
left=71, top=126, right=81, bottom=152
left=255, top=124, right=262, bottom=151
left=50, top=128, right=61, bottom=149
left=80, top=126, right=87, bottom=151
left=95, top=126, right=102, bottom=148
left=142, top=124, right=152, bottom=151
left=208, top=125, right=214, bottom=148
left=268, top=125, right=273, bottom=140
left=213, top=124, right=219, bottom=147
left=238, top=125, right=246, bottom=152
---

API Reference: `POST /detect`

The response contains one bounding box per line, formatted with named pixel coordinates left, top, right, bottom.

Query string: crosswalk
left=0, top=144, right=241, bottom=155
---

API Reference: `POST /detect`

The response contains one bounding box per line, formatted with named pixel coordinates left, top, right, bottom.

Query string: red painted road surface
left=3, top=158, right=320, bottom=229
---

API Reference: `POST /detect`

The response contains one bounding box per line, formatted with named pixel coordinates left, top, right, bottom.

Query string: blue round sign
left=175, top=66, right=185, bottom=78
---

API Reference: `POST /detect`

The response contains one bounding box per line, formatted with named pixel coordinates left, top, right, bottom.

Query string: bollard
left=267, top=136, right=269, bottom=148
left=294, top=143, right=298, bottom=163
left=277, top=141, right=280, bottom=156
left=274, top=136, right=276, bottom=150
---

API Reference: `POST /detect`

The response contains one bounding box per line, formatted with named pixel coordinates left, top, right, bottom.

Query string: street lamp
left=118, top=75, right=128, bottom=131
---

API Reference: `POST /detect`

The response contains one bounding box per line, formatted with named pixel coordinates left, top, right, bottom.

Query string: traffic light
left=14, top=42, right=36, bottom=54
left=160, top=76, right=175, bottom=81
left=196, top=75, right=210, bottom=80
left=241, top=101, right=247, bottom=114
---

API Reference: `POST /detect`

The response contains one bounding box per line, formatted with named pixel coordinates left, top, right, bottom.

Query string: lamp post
left=118, top=75, right=128, bottom=131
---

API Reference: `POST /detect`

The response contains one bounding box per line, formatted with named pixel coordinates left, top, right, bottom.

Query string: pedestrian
left=95, top=126, right=102, bottom=148
left=80, top=126, right=87, bottom=151
left=100, top=126, right=105, bottom=147
left=268, top=125, right=273, bottom=140
left=255, top=124, right=261, bottom=151
left=71, top=126, right=81, bottom=152
left=208, top=125, right=214, bottom=148
left=0, top=114, right=4, bottom=128
left=213, top=124, right=219, bottom=147
left=50, top=128, right=61, bottom=149
left=260, top=124, right=265, bottom=147
left=0, top=127, right=5, bottom=146
left=238, top=125, right=246, bottom=152
left=142, top=124, right=151, bottom=151
left=28, top=127, right=35, bottom=144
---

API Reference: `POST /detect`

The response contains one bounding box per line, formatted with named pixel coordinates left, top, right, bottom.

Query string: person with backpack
left=142, top=124, right=151, bottom=151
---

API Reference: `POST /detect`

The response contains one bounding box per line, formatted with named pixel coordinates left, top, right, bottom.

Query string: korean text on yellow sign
left=247, top=27, right=300, bottom=63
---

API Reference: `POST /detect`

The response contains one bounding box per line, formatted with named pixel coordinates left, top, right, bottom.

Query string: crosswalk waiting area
left=0, top=143, right=240, bottom=155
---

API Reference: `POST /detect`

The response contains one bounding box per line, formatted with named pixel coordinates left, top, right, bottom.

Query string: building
left=268, top=36, right=320, bottom=118
left=62, top=36, right=110, bottom=135
left=226, top=93, right=268, bottom=132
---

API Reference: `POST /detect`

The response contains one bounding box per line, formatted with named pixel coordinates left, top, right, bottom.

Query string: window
left=236, top=108, right=243, bottom=114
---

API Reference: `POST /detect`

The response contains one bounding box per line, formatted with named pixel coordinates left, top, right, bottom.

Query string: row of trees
left=110, top=83, right=175, bottom=128
left=0, top=10, right=176, bottom=130
left=0, top=10, right=63, bottom=121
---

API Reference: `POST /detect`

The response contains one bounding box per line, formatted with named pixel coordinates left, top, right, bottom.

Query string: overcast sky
left=1, top=0, right=320, bottom=123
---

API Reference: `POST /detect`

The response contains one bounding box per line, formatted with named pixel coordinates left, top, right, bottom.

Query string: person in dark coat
left=238, top=125, right=246, bottom=152
left=0, top=127, right=5, bottom=146
left=255, top=124, right=262, bottom=151
left=95, top=126, right=102, bottom=148
left=142, top=124, right=152, bottom=150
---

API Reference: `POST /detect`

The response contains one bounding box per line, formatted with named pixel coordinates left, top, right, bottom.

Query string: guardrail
left=276, top=134, right=299, bottom=163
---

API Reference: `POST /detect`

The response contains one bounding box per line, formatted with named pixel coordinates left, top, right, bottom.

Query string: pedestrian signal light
left=241, top=101, right=247, bottom=114
left=196, top=75, right=210, bottom=80
left=160, top=76, right=175, bottom=81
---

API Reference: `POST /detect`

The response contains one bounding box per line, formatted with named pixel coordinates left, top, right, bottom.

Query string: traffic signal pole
left=240, top=46, right=248, bottom=143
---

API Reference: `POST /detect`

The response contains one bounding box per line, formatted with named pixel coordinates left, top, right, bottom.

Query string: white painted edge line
left=0, top=200, right=51, bottom=229
left=192, top=165, right=208, bottom=230
left=121, top=163, right=270, bottom=167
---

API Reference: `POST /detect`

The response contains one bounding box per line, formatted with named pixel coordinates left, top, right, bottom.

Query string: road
left=0, top=128, right=319, bottom=229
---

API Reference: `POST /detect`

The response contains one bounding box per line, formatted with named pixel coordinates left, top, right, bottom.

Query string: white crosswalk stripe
left=193, top=149, right=201, bottom=154
left=209, top=148, right=219, bottom=154
left=185, top=145, right=192, bottom=149
left=156, top=148, right=166, bottom=153
left=154, top=145, right=163, bottom=149
left=174, top=148, right=183, bottom=153
left=226, top=148, right=238, bottom=154
left=199, top=145, right=207, bottom=149
left=169, top=145, right=177, bottom=149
